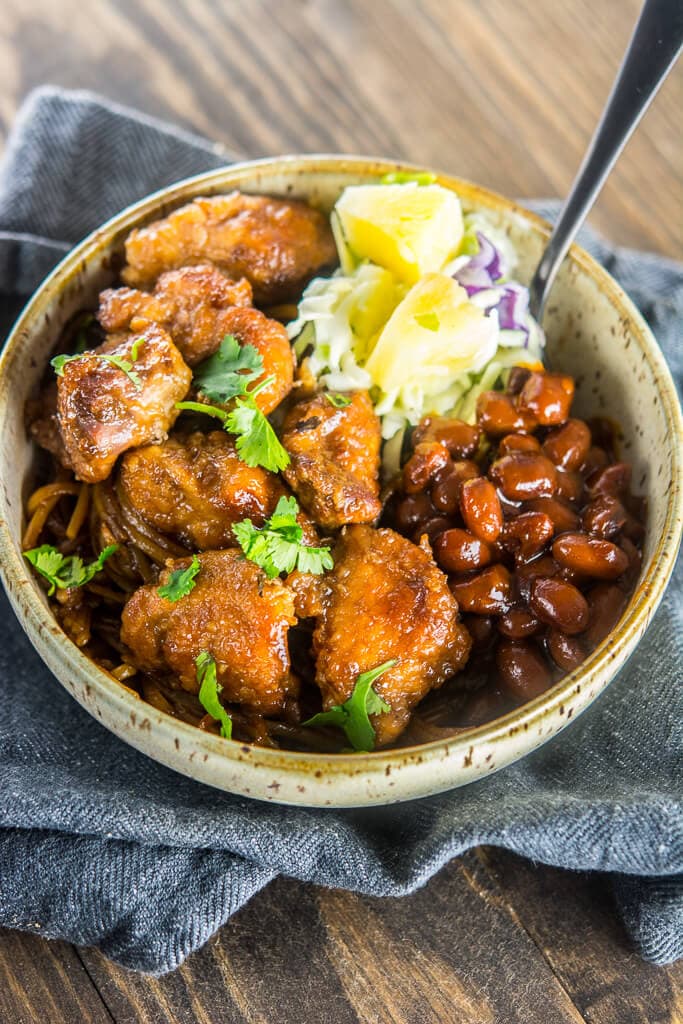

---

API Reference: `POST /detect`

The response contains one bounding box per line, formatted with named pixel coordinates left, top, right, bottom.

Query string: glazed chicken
left=120, top=430, right=307, bottom=551
left=312, top=526, right=472, bottom=745
left=121, top=549, right=297, bottom=714
left=195, top=306, right=294, bottom=415
left=121, top=193, right=337, bottom=304
left=98, top=264, right=252, bottom=366
left=100, top=268, right=294, bottom=413
left=281, top=391, right=382, bottom=529
left=56, top=323, right=192, bottom=483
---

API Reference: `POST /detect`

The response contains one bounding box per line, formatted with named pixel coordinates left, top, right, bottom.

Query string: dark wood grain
left=0, top=2, right=681, bottom=1021
left=481, top=850, right=683, bottom=1024
left=0, top=928, right=112, bottom=1024
left=78, top=855, right=591, bottom=1024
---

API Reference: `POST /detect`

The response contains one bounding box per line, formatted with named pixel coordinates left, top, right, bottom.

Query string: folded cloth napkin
left=0, top=87, right=681, bottom=975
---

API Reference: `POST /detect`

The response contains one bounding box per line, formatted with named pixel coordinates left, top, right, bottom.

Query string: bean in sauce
left=386, top=366, right=646, bottom=727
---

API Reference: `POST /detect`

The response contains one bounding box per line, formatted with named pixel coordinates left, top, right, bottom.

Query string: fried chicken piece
left=98, top=264, right=252, bottom=366
left=197, top=307, right=294, bottom=415
left=312, top=526, right=471, bottom=745
left=121, top=192, right=337, bottom=304
left=120, top=430, right=290, bottom=550
left=281, top=391, right=382, bottom=530
left=56, top=324, right=192, bottom=484
left=121, top=549, right=297, bottom=714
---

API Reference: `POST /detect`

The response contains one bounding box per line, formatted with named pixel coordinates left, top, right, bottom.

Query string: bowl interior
left=0, top=156, right=680, bottom=807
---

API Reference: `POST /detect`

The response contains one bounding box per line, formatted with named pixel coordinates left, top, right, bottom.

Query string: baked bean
left=506, top=366, right=533, bottom=394
left=552, top=532, right=629, bottom=580
left=496, top=639, right=552, bottom=701
left=412, top=516, right=451, bottom=545
left=460, top=477, right=503, bottom=543
left=403, top=442, right=451, bottom=493
left=395, top=493, right=434, bottom=533
left=490, top=452, right=558, bottom=500
left=435, top=528, right=492, bottom=573
left=476, top=391, right=537, bottom=437
left=518, top=371, right=574, bottom=425
left=555, top=469, right=584, bottom=505
left=585, top=584, right=628, bottom=647
left=413, top=416, right=481, bottom=458
left=542, top=419, right=592, bottom=470
left=390, top=366, right=645, bottom=708
left=530, top=577, right=589, bottom=634
left=525, top=497, right=580, bottom=534
left=582, top=495, right=627, bottom=538
left=621, top=509, right=646, bottom=543
left=501, top=511, right=554, bottom=563
left=546, top=630, right=586, bottom=672
left=497, top=608, right=542, bottom=639
left=431, top=459, right=480, bottom=514
left=581, top=446, right=609, bottom=477
left=462, top=614, right=495, bottom=650
left=498, top=433, right=541, bottom=455
left=449, top=564, right=513, bottom=614
left=586, top=462, right=632, bottom=499
left=514, top=555, right=560, bottom=603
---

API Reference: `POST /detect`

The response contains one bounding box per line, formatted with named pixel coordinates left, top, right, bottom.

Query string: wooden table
left=0, top=2, right=681, bottom=1021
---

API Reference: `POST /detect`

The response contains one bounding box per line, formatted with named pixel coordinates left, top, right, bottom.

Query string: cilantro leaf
left=130, top=336, right=145, bottom=361
left=51, top=353, right=83, bottom=375
left=51, top=350, right=142, bottom=390
left=177, top=369, right=289, bottom=474
left=157, top=554, right=201, bottom=602
left=195, top=651, right=233, bottom=739
left=414, top=312, right=440, bottom=332
left=100, top=353, right=142, bottom=390
left=226, top=395, right=290, bottom=472
left=303, top=660, right=396, bottom=752
left=175, top=400, right=230, bottom=424
left=380, top=171, right=436, bottom=186
left=194, top=334, right=263, bottom=402
left=324, top=392, right=352, bottom=408
left=233, top=495, right=333, bottom=579
left=24, top=543, right=119, bottom=596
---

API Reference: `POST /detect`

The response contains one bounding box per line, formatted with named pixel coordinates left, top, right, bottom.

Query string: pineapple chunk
left=364, top=273, right=498, bottom=393
left=334, top=183, right=463, bottom=284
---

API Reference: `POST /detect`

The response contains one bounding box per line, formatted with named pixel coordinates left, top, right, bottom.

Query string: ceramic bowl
left=0, top=156, right=681, bottom=807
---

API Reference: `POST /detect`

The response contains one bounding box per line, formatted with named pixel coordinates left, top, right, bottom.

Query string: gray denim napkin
left=0, top=87, right=681, bottom=975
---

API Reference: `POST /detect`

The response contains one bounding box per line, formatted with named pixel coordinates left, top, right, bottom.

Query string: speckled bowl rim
left=0, top=155, right=681, bottom=806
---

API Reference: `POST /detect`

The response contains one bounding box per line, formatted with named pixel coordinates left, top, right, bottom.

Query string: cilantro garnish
left=324, top=392, right=352, bottom=408
left=51, top=353, right=83, bottom=375
left=130, top=336, right=145, bottom=361
left=194, top=334, right=263, bottom=402
left=157, top=554, right=200, bottom=602
left=195, top=651, right=233, bottom=739
left=177, top=336, right=289, bottom=473
left=99, top=353, right=142, bottom=390
left=233, top=496, right=333, bottom=579
left=415, top=313, right=440, bottom=332
left=24, top=543, right=119, bottom=596
left=380, top=171, right=436, bottom=186
left=303, top=661, right=396, bottom=752
left=51, top=349, right=142, bottom=390
left=176, top=377, right=289, bottom=474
